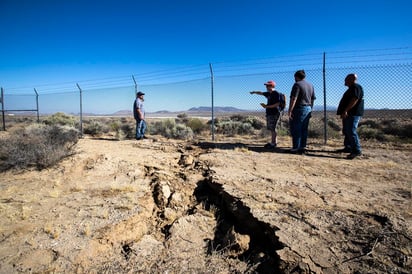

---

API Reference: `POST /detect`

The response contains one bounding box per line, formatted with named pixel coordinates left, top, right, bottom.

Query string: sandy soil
left=0, top=135, right=411, bottom=273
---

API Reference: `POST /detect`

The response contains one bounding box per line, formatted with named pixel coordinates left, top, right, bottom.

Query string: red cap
left=264, top=80, right=276, bottom=87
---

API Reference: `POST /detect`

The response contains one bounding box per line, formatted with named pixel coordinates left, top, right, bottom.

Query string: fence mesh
left=2, top=48, right=412, bottom=141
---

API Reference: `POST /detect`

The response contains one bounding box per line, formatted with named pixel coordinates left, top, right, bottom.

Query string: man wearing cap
left=250, top=80, right=282, bottom=149
left=133, top=91, right=146, bottom=140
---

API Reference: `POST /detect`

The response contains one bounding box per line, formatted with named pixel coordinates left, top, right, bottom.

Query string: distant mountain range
left=109, top=106, right=247, bottom=116
left=187, top=106, right=247, bottom=112
left=111, top=106, right=334, bottom=116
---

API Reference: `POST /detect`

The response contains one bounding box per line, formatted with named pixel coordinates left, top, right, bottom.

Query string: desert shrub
left=217, top=121, right=254, bottom=136
left=277, top=127, right=290, bottom=137
left=358, top=125, right=386, bottom=141
left=120, top=117, right=128, bottom=124
left=398, top=124, right=412, bottom=139
left=239, top=122, right=253, bottom=134
left=228, top=115, right=264, bottom=130
left=244, top=116, right=265, bottom=130
left=186, top=118, right=207, bottom=134
left=176, top=113, right=189, bottom=123
left=150, top=119, right=175, bottom=135
left=327, top=118, right=341, bottom=131
left=110, top=121, right=121, bottom=132
left=83, top=120, right=106, bottom=136
left=0, top=124, right=79, bottom=171
left=43, top=112, right=77, bottom=127
left=170, top=124, right=194, bottom=139
left=150, top=119, right=193, bottom=139
left=217, top=121, right=238, bottom=136
left=120, top=123, right=134, bottom=139
left=381, top=119, right=412, bottom=139
left=229, top=114, right=245, bottom=122
left=360, top=119, right=381, bottom=129
left=308, top=122, right=324, bottom=138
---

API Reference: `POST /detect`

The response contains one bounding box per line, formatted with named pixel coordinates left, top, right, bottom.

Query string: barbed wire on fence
left=1, top=47, right=411, bottom=141
left=1, top=47, right=412, bottom=113
left=2, top=47, right=411, bottom=95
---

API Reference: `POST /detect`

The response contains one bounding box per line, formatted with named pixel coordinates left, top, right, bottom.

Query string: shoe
left=290, top=147, right=306, bottom=154
left=346, top=152, right=362, bottom=159
left=336, top=147, right=351, bottom=153
left=264, top=143, right=276, bottom=149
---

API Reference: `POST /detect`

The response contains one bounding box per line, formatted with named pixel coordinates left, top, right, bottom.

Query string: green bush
left=110, top=121, right=121, bottom=132
left=244, top=116, right=265, bottom=130
left=43, top=112, right=77, bottom=127
left=360, top=119, right=381, bottom=129
left=150, top=119, right=193, bottom=139
left=381, top=119, right=412, bottom=138
left=176, top=113, right=189, bottom=123
left=120, top=123, right=134, bottom=139
left=186, top=118, right=207, bottom=134
left=327, top=119, right=341, bottom=131
left=171, top=124, right=194, bottom=139
left=308, top=122, right=324, bottom=138
left=217, top=121, right=254, bottom=136
left=83, top=120, right=106, bottom=136
left=358, top=125, right=386, bottom=141
left=0, top=124, right=79, bottom=171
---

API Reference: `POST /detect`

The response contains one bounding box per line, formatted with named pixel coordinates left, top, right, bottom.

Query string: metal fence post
left=34, top=88, right=40, bottom=123
left=209, top=63, right=215, bottom=141
left=132, top=75, right=138, bottom=95
left=1, top=87, right=5, bottom=131
left=323, top=52, right=327, bottom=144
left=76, top=83, right=83, bottom=138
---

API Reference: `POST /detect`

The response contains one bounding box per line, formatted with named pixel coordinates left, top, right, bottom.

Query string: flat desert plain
left=0, top=135, right=411, bottom=273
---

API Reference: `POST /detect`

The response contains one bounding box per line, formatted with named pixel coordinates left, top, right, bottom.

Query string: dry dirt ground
left=0, top=135, right=411, bottom=273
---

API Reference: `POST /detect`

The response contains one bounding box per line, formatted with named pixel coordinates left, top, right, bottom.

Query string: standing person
left=133, top=91, right=147, bottom=140
left=288, top=70, right=316, bottom=153
left=337, top=73, right=364, bottom=159
left=250, top=80, right=282, bottom=149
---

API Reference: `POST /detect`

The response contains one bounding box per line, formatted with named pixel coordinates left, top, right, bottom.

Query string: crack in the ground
left=139, top=145, right=292, bottom=273
left=194, top=177, right=286, bottom=273
left=142, top=145, right=410, bottom=273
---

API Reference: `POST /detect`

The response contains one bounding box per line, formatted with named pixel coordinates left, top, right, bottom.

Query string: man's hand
left=260, top=103, right=267, bottom=108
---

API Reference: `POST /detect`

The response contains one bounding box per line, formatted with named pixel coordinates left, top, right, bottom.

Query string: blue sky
left=0, top=0, right=411, bottom=113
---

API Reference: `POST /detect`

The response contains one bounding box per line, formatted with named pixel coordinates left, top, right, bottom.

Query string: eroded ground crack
left=194, top=177, right=286, bottom=273
left=141, top=144, right=289, bottom=273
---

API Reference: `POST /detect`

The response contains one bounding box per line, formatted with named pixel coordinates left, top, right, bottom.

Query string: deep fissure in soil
left=194, top=178, right=285, bottom=273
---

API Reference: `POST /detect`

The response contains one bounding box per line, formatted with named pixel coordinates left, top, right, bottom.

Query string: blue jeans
left=290, top=106, right=312, bottom=149
left=135, top=119, right=147, bottom=140
left=342, top=116, right=362, bottom=153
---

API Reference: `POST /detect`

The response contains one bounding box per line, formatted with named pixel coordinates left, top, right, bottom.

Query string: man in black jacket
left=337, top=73, right=364, bottom=159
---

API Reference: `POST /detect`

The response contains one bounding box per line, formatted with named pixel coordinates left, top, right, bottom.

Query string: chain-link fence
left=2, top=48, right=412, bottom=141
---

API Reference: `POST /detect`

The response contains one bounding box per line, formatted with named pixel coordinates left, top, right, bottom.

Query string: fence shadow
left=195, top=142, right=345, bottom=159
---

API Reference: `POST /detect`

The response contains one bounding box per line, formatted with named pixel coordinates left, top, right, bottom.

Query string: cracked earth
left=0, top=136, right=411, bottom=273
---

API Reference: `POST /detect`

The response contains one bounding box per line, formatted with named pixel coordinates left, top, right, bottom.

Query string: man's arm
left=288, top=96, right=297, bottom=119
left=136, top=108, right=144, bottom=120
left=340, top=97, right=358, bottom=119
left=261, top=102, right=280, bottom=109
left=250, top=91, right=264, bottom=95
